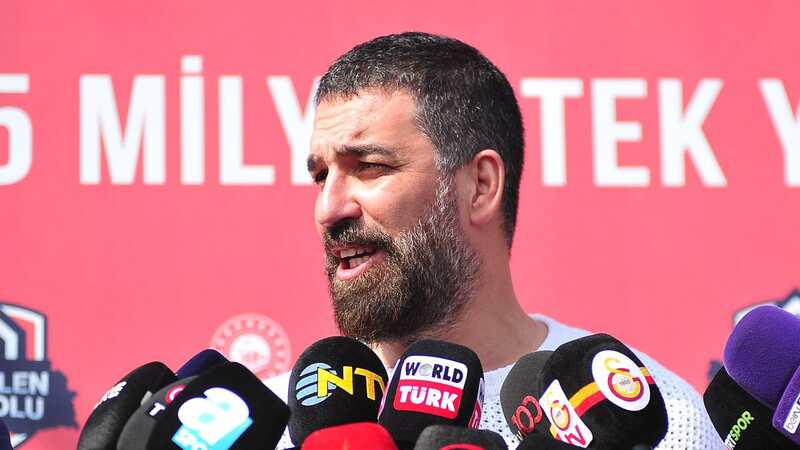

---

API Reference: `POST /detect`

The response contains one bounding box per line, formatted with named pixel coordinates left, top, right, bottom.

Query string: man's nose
left=315, top=171, right=362, bottom=229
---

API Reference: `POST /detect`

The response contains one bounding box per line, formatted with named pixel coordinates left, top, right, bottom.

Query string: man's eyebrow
left=307, top=144, right=398, bottom=173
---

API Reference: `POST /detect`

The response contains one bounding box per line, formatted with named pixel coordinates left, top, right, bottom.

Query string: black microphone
left=378, top=339, right=485, bottom=448
left=703, top=366, right=796, bottom=449
left=533, top=334, right=668, bottom=449
left=116, top=361, right=289, bottom=449
left=287, top=336, right=389, bottom=446
left=77, top=362, right=177, bottom=450
left=414, top=425, right=507, bottom=450
left=499, top=351, right=553, bottom=441
left=116, top=349, right=232, bottom=449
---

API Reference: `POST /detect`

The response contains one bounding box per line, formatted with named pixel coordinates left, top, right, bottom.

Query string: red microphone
left=301, top=422, right=399, bottom=450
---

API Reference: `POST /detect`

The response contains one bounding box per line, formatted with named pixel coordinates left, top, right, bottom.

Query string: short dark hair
left=315, top=32, right=524, bottom=247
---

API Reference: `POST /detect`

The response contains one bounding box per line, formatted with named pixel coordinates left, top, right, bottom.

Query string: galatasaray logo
left=210, top=313, right=291, bottom=380
left=591, top=350, right=650, bottom=412
left=0, top=302, right=77, bottom=447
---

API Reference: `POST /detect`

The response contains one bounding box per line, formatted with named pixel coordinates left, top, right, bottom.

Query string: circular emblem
left=211, top=313, right=291, bottom=379
left=550, top=400, right=571, bottom=430
left=591, top=350, right=650, bottom=411
left=419, top=364, right=433, bottom=377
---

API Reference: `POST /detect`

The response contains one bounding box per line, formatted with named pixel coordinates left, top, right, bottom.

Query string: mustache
left=322, top=220, right=394, bottom=255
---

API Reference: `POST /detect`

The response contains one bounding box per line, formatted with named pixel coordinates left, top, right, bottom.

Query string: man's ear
left=466, top=149, right=505, bottom=227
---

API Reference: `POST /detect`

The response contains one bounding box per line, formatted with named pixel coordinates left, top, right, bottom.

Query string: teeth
left=350, top=255, right=369, bottom=268
left=341, top=248, right=357, bottom=258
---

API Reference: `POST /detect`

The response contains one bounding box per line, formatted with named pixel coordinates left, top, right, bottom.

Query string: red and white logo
left=591, top=350, right=650, bottom=412
left=210, top=313, right=291, bottom=379
left=393, top=355, right=468, bottom=419
left=541, top=379, right=593, bottom=448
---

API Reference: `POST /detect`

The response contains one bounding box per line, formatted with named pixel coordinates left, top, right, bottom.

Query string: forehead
left=309, top=90, right=433, bottom=162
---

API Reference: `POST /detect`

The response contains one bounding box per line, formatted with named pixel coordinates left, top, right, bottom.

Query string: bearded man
left=268, top=32, right=723, bottom=449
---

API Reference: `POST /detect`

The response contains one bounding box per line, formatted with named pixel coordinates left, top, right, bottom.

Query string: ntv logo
left=0, top=303, right=76, bottom=447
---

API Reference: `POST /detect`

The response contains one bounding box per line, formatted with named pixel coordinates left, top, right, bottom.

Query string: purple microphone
left=723, top=305, right=800, bottom=409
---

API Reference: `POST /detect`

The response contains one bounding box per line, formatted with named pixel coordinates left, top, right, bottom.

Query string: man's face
left=308, top=89, right=479, bottom=344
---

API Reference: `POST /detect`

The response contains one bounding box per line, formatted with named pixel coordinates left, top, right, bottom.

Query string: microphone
left=773, top=364, right=800, bottom=444
left=116, top=362, right=289, bottom=450
left=414, top=425, right=507, bottom=450
left=288, top=336, right=389, bottom=446
left=301, top=422, right=398, bottom=449
left=703, top=366, right=795, bottom=449
left=77, top=362, right=177, bottom=450
left=378, top=339, right=485, bottom=448
left=175, top=348, right=228, bottom=378
left=499, top=351, right=553, bottom=440
left=723, top=305, right=800, bottom=409
left=534, top=334, right=668, bottom=449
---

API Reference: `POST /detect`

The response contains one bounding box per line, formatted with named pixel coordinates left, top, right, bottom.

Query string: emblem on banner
left=0, top=302, right=77, bottom=447
left=210, top=313, right=291, bottom=380
left=708, top=288, right=800, bottom=380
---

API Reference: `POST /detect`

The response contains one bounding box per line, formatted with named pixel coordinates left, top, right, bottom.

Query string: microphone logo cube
left=591, top=350, right=651, bottom=412
left=394, top=356, right=467, bottom=419
left=172, top=387, right=253, bottom=450
left=541, top=379, right=594, bottom=448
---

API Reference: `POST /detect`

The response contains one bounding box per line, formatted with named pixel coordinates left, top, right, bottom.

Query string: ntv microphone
left=722, top=304, right=800, bottom=445
left=509, top=334, right=668, bottom=449
left=287, top=336, right=389, bottom=446
left=377, top=339, right=485, bottom=449
left=116, top=361, right=289, bottom=450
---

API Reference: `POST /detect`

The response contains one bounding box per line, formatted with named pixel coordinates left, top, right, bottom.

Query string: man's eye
left=357, top=162, right=389, bottom=172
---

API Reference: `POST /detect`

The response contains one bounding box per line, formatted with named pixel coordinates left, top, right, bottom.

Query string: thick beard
left=322, top=177, right=480, bottom=346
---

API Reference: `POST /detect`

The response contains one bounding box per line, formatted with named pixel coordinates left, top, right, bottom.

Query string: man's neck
left=371, top=264, right=548, bottom=371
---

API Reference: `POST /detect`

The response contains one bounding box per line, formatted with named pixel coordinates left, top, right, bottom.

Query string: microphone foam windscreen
left=117, top=376, right=199, bottom=450
left=703, top=366, right=795, bottom=450
left=723, top=305, right=800, bottom=408
left=78, top=362, right=176, bottom=450
left=175, top=349, right=228, bottom=378
left=288, top=336, right=389, bottom=445
left=772, top=363, right=800, bottom=444
left=378, top=339, right=485, bottom=447
left=120, top=362, right=289, bottom=450
left=499, top=351, right=553, bottom=440
left=414, top=425, right=507, bottom=450
left=538, top=333, right=667, bottom=449
left=301, top=422, right=398, bottom=450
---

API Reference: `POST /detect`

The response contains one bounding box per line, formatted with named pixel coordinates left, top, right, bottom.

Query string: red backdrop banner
left=2, top=1, right=799, bottom=447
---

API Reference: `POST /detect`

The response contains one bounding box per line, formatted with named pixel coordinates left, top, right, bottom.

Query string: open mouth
left=333, top=246, right=385, bottom=281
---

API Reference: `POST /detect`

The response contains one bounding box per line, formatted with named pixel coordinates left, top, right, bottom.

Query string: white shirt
left=266, top=314, right=724, bottom=449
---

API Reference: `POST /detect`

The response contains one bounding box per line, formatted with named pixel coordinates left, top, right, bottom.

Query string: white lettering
left=592, top=79, right=649, bottom=186
left=181, top=55, right=205, bottom=184
left=659, top=79, right=726, bottom=186
left=80, top=75, right=166, bottom=184
left=267, top=76, right=319, bottom=185
left=520, top=78, right=584, bottom=186
left=219, top=76, right=274, bottom=185
left=0, top=74, right=32, bottom=185
left=759, top=79, right=800, bottom=186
